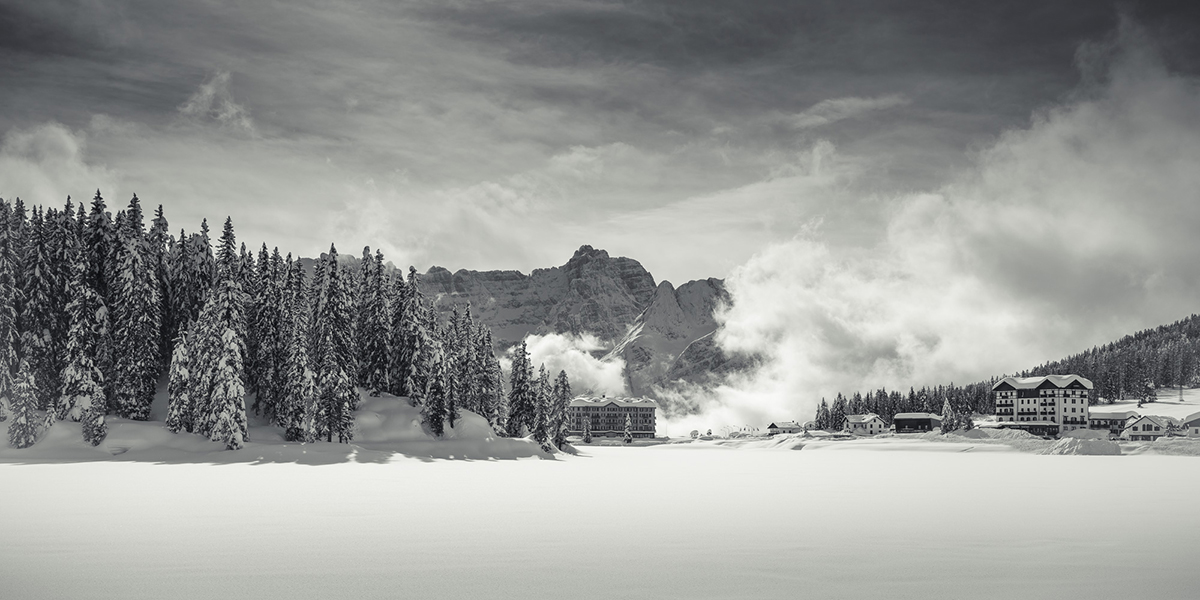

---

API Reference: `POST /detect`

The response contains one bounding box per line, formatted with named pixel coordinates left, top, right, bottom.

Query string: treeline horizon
left=0, top=192, right=575, bottom=451
left=812, top=315, right=1200, bottom=427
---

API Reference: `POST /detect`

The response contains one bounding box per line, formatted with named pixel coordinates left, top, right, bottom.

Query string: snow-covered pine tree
left=424, top=345, right=449, bottom=436
left=313, top=245, right=358, bottom=443
left=532, top=364, right=552, bottom=451
left=814, top=398, right=830, bottom=430
left=85, top=191, right=115, bottom=301
left=940, top=399, right=957, bottom=434
left=582, top=416, right=592, bottom=443
left=8, top=359, right=39, bottom=448
left=20, top=206, right=60, bottom=410
left=165, top=326, right=192, bottom=434
left=9, top=199, right=30, bottom=328
left=280, top=255, right=319, bottom=442
left=623, top=413, right=633, bottom=444
left=110, top=195, right=162, bottom=421
left=359, top=249, right=391, bottom=395
left=551, top=370, right=572, bottom=449
left=251, top=244, right=286, bottom=419
left=147, top=205, right=171, bottom=366
left=473, top=327, right=500, bottom=426
left=830, top=395, right=848, bottom=431
left=385, top=274, right=410, bottom=397
left=188, top=217, right=249, bottom=450
left=54, top=252, right=108, bottom=439
left=0, top=200, right=21, bottom=419
left=506, top=341, right=534, bottom=437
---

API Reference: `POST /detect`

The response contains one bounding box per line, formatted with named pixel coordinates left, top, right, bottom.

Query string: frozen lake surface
left=2, top=442, right=1197, bottom=599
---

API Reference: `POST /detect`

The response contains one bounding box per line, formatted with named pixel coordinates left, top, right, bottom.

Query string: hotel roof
left=992, top=374, right=1094, bottom=391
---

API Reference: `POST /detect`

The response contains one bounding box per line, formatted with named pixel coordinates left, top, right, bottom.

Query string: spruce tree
left=532, top=365, right=552, bottom=451
left=54, top=254, right=108, bottom=434
left=8, top=359, right=39, bottom=448
left=424, top=346, right=449, bottom=436
left=551, top=370, right=572, bottom=449
left=359, top=249, right=391, bottom=395
left=0, top=200, right=19, bottom=418
left=165, top=327, right=192, bottom=434
left=313, top=246, right=358, bottom=443
left=814, top=398, right=830, bottom=430
left=20, top=206, right=59, bottom=409
left=187, top=217, right=249, bottom=450
left=506, top=341, right=535, bottom=437
left=280, top=256, right=319, bottom=442
left=623, top=413, right=633, bottom=444
left=940, top=399, right=957, bottom=434
left=582, top=416, right=592, bottom=443
left=110, top=197, right=162, bottom=421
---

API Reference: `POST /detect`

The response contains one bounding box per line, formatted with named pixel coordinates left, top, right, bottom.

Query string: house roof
left=1089, top=410, right=1139, bottom=420
left=768, top=421, right=802, bottom=429
left=1121, top=414, right=1178, bottom=432
left=1183, top=412, right=1200, bottom=427
left=569, top=396, right=659, bottom=409
left=893, top=412, right=943, bottom=421
left=991, top=374, right=1094, bottom=392
left=845, top=413, right=882, bottom=424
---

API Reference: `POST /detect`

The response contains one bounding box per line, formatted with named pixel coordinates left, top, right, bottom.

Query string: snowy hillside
left=0, top=390, right=549, bottom=464
left=1096, top=387, right=1200, bottom=421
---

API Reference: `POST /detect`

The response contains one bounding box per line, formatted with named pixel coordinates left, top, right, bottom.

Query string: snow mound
left=1061, top=429, right=1109, bottom=440
left=982, top=428, right=1038, bottom=440
left=0, top=389, right=549, bottom=464
left=954, top=428, right=990, bottom=440
left=1042, top=438, right=1121, bottom=456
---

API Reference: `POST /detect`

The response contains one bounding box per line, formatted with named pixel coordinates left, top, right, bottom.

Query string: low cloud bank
left=514, top=333, right=627, bottom=398
left=665, top=21, right=1200, bottom=434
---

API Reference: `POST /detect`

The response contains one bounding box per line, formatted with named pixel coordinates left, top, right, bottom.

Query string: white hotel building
left=992, top=374, right=1092, bottom=436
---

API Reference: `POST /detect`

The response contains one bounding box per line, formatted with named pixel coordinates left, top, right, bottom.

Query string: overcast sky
left=5, top=2, right=1200, bottom=421
left=1, top=0, right=1195, bottom=284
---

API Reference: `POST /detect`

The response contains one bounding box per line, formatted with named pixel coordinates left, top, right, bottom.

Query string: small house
left=1121, top=415, right=1176, bottom=441
left=767, top=421, right=804, bottom=435
left=1089, top=410, right=1139, bottom=435
left=844, top=413, right=886, bottom=436
left=892, top=412, right=943, bottom=433
left=1183, top=413, right=1200, bottom=438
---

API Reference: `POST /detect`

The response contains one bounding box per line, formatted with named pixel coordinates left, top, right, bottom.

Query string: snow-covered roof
left=1184, top=412, right=1200, bottom=426
left=992, top=374, right=1094, bottom=391
left=893, top=412, right=942, bottom=421
left=845, top=413, right=882, bottom=424
left=1121, top=414, right=1178, bottom=432
left=768, top=421, right=802, bottom=429
left=569, top=396, right=659, bottom=408
left=1089, top=410, right=1139, bottom=420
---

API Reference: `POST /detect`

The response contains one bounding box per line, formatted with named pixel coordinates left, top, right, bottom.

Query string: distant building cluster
left=764, top=373, right=1200, bottom=441
left=568, top=396, right=658, bottom=439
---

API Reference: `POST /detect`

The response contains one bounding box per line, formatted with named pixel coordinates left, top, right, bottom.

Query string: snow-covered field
left=1098, top=387, right=1200, bottom=421
left=3, top=435, right=1199, bottom=599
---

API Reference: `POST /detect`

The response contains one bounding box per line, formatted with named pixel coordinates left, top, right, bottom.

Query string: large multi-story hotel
left=568, top=396, right=658, bottom=439
left=992, top=374, right=1093, bottom=436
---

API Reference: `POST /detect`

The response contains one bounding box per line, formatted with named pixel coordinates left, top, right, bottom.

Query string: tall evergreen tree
left=165, top=327, right=192, bottom=434
left=187, top=217, right=249, bottom=450
left=54, top=253, right=108, bottom=441
left=20, top=206, right=59, bottom=409
left=110, top=195, right=162, bottom=420
left=7, top=359, right=39, bottom=448
left=551, top=370, right=572, bottom=449
left=280, top=255, right=318, bottom=442
left=424, top=346, right=449, bottom=436
left=623, top=413, right=633, bottom=444
left=532, top=365, right=551, bottom=451
left=506, top=341, right=535, bottom=437
left=582, top=416, right=592, bottom=443
left=313, top=245, right=358, bottom=443
left=0, top=200, right=20, bottom=417
left=359, top=249, right=391, bottom=395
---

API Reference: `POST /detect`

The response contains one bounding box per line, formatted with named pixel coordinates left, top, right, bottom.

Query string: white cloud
left=0, top=122, right=120, bottom=206
left=178, top=71, right=256, bottom=135
left=678, top=21, right=1200, bottom=430
left=789, top=94, right=909, bottom=129
left=518, top=333, right=627, bottom=397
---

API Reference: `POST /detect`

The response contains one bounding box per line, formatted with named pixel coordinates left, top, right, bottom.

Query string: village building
left=844, top=413, right=886, bottom=435
left=767, top=421, right=803, bottom=435
left=1183, top=413, right=1200, bottom=438
left=1089, top=410, right=1139, bottom=435
left=1120, top=415, right=1177, bottom=442
left=992, top=374, right=1092, bottom=435
left=568, top=396, right=658, bottom=439
left=893, top=412, right=942, bottom=433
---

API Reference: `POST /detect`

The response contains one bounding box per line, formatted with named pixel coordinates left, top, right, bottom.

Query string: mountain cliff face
left=418, top=245, right=732, bottom=405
